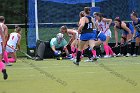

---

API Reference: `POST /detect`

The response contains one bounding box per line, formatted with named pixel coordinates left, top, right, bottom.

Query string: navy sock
left=76, top=51, right=81, bottom=62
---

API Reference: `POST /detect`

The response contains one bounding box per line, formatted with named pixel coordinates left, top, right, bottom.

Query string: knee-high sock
left=127, top=44, right=131, bottom=54
left=104, top=44, right=109, bottom=55
left=120, top=45, right=125, bottom=55
left=71, top=46, right=76, bottom=58
left=0, top=61, right=5, bottom=72
left=134, top=46, right=139, bottom=55
left=91, top=50, right=96, bottom=57
left=8, top=58, right=16, bottom=63
left=3, top=51, right=9, bottom=63
left=76, top=51, right=81, bottom=62
left=108, top=46, right=114, bottom=55
left=80, top=50, right=84, bottom=58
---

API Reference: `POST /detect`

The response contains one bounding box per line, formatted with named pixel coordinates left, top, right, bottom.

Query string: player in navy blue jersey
left=73, top=7, right=106, bottom=66
left=131, top=11, right=140, bottom=56
left=114, top=17, right=134, bottom=57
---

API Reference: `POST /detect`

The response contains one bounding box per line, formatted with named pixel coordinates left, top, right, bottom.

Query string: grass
left=0, top=56, right=140, bottom=93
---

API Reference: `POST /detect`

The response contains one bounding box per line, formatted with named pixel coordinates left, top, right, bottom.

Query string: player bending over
left=60, top=25, right=79, bottom=60
left=3, top=26, right=21, bottom=65
left=114, top=17, right=134, bottom=57
left=94, top=12, right=115, bottom=58
left=131, top=11, right=140, bottom=56
left=73, top=7, right=106, bottom=66
left=0, top=20, right=8, bottom=80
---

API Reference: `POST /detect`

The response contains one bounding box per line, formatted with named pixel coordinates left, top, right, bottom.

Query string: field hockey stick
left=113, top=34, right=140, bottom=48
left=7, top=45, right=33, bottom=59
left=18, top=50, right=33, bottom=59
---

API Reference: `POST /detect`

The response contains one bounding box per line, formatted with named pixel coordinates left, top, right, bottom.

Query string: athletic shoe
left=104, top=55, right=111, bottom=58
left=70, top=58, right=75, bottom=61
left=96, top=55, right=101, bottom=59
left=85, top=56, right=98, bottom=62
left=126, top=53, right=131, bottom=57
left=5, top=63, right=12, bottom=66
left=73, top=59, right=79, bottom=66
left=116, top=53, right=123, bottom=57
left=132, top=54, right=137, bottom=57
left=111, top=53, right=116, bottom=57
left=2, top=69, right=8, bottom=80
left=84, top=59, right=93, bottom=62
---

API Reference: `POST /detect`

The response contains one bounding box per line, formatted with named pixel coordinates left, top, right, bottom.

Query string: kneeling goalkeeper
left=50, top=33, right=71, bottom=58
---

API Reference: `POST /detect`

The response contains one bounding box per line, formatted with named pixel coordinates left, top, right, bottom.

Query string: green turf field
left=0, top=57, right=140, bottom=93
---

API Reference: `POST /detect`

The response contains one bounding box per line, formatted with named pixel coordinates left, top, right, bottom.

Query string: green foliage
left=0, top=0, right=25, bottom=23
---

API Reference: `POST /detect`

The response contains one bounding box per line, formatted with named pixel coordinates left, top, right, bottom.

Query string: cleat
left=73, top=62, right=79, bottom=66
left=126, top=53, right=131, bottom=57
left=132, top=54, right=137, bottom=57
left=73, top=59, right=79, bottom=66
left=2, top=69, right=8, bottom=80
left=111, top=53, right=116, bottom=57
left=70, top=58, right=75, bottom=61
left=116, top=53, right=123, bottom=57
left=5, top=63, right=13, bottom=66
left=104, top=55, right=110, bottom=58
left=84, top=59, right=93, bottom=62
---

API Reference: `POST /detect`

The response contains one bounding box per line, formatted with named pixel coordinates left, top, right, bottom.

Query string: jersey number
left=12, top=36, right=14, bottom=40
left=87, top=23, right=93, bottom=29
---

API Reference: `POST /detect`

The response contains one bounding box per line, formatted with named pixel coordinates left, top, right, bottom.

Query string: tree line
left=0, top=0, right=26, bottom=24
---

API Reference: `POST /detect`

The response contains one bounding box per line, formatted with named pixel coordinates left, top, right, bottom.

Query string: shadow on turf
left=97, top=62, right=138, bottom=87
left=20, top=59, right=67, bottom=86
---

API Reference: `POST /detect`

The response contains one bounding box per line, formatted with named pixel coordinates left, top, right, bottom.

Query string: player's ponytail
left=79, top=11, right=85, bottom=18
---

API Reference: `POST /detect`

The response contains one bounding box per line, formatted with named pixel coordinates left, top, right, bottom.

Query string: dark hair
left=60, top=25, right=67, bottom=30
left=131, top=11, right=138, bottom=17
left=94, top=12, right=103, bottom=17
left=94, top=12, right=103, bottom=21
left=84, top=7, right=90, bottom=15
left=79, top=11, right=85, bottom=17
left=0, top=16, right=5, bottom=22
left=114, top=17, right=121, bottom=23
left=15, top=25, right=19, bottom=28
left=15, top=26, right=22, bottom=32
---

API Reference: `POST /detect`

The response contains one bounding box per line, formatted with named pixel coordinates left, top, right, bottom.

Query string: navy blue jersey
left=81, top=16, right=93, bottom=34
left=133, top=18, right=140, bottom=32
left=133, top=18, right=140, bottom=26
left=116, top=22, right=130, bottom=31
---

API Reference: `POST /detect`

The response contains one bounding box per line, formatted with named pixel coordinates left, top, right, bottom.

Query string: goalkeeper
left=50, top=33, right=71, bottom=58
